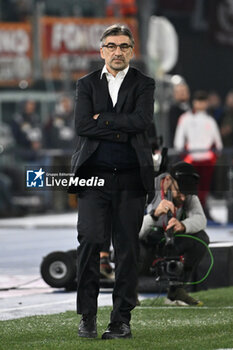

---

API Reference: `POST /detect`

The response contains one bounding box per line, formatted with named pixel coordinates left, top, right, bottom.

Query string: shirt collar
left=100, top=65, right=129, bottom=79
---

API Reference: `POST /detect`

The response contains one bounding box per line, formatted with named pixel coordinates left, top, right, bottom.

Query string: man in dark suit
left=71, top=24, right=155, bottom=339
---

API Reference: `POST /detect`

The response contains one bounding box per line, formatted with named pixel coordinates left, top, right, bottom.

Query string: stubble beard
left=110, top=57, right=127, bottom=72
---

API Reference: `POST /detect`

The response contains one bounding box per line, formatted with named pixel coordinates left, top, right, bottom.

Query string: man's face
left=100, top=35, right=134, bottom=76
left=192, top=99, right=208, bottom=112
left=174, top=84, right=190, bottom=103
left=171, top=179, right=186, bottom=207
left=226, top=92, right=233, bottom=108
left=60, top=97, right=73, bottom=113
left=25, top=101, right=36, bottom=114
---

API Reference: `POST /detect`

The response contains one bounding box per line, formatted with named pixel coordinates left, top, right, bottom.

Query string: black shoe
left=102, top=322, right=132, bottom=339
left=78, top=314, right=97, bottom=338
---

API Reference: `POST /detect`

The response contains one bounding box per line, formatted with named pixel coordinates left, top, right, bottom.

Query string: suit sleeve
left=97, top=78, right=155, bottom=133
left=74, top=79, right=128, bottom=143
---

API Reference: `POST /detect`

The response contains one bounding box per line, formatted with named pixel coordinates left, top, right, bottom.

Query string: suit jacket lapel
left=95, top=72, right=109, bottom=111
left=94, top=67, right=134, bottom=112
left=116, top=68, right=134, bottom=112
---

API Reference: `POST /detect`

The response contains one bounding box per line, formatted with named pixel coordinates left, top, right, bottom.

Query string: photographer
left=139, top=161, right=209, bottom=306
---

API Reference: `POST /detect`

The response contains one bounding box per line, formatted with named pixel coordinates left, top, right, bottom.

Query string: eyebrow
left=104, top=42, right=131, bottom=45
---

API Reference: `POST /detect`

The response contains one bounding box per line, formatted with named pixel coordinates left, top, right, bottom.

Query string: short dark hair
left=192, top=90, right=208, bottom=101
left=100, top=24, right=135, bottom=47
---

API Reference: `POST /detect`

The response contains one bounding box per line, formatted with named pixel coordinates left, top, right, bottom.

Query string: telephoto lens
left=166, top=260, right=183, bottom=277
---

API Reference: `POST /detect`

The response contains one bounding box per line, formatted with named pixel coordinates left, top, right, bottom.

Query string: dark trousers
left=76, top=169, right=145, bottom=324
left=101, top=211, right=112, bottom=253
left=173, top=230, right=210, bottom=281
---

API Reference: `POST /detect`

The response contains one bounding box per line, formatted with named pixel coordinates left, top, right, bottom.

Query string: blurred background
left=0, top=0, right=232, bottom=224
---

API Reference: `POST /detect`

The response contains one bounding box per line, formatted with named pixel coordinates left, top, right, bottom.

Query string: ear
left=100, top=47, right=105, bottom=59
left=130, top=47, right=135, bottom=59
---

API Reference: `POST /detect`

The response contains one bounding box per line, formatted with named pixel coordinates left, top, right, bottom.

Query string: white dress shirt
left=100, top=65, right=129, bottom=107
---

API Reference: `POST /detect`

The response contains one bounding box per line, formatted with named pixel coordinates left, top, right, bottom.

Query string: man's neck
left=105, top=65, right=129, bottom=77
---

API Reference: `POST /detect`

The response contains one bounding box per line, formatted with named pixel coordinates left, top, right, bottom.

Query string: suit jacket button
left=105, top=121, right=109, bottom=125
left=116, top=134, right=120, bottom=139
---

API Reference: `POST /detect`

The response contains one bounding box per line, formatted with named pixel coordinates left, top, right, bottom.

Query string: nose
left=115, top=45, right=122, bottom=54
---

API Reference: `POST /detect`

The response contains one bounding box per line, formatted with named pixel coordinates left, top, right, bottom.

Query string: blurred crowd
left=0, top=84, right=232, bottom=219
left=167, top=85, right=233, bottom=149
left=0, top=0, right=231, bottom=220
left=165, top=84, right=233, bottom=220
left=0, top=94, right=76, bottom=216
left=10, top=95, right=75, bottom=156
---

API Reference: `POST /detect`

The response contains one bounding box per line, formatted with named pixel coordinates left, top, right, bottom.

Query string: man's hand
left=93, top=114, right=100, bottom=120
left=154, top=199, right=175, bottom=217
left=166, top=218, right=185, bottom=233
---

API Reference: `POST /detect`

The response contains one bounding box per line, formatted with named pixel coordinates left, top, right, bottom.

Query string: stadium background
left=0, top=1, right=232, bottom=221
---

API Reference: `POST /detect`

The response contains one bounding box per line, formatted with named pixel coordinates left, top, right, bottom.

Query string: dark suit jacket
left=70, top=66, right=155, bottom=197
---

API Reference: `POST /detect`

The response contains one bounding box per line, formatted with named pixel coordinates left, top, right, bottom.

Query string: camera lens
left=166, top=260, right=183, bottom=276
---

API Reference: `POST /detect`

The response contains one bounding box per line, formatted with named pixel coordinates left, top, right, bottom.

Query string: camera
left=150, top=210, right=185, bottom=286
left=166, top=259, right=184, bottom=276
left=151, top=256, right=184, bottom=285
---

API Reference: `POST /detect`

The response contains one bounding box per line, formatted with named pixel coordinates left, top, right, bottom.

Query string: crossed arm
left=75, top=78, right=155, bottom=142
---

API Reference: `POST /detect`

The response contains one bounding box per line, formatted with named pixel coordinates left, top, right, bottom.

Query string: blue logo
left=26, top=168, right=45, bottom=188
